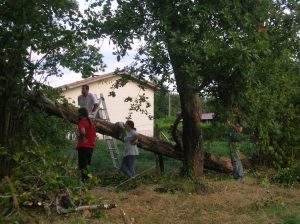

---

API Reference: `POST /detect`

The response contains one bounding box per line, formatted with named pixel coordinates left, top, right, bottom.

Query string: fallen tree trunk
left=33, top=94, right=234, bottom=173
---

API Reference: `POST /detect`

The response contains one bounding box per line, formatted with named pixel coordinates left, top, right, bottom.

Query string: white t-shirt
left=124, top=129, right=139, bottom=156
left=78, top=93, right=98, bottom=114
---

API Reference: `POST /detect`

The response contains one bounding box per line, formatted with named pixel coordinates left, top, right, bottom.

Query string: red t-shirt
left=76, top=118, right=96, bottom=149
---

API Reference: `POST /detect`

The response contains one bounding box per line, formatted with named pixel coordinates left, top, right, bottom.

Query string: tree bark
left=166, top=45, right=204, bottom=176
left=156, top=1, right=205, bottom=176
left=181, top=93, right=203, bottom=176
left=0, top=97, right=15, bottom=178
left=31, top=94, right=233, bottom=173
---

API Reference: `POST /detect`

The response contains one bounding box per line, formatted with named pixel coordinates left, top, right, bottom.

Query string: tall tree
left=87, top=0, right=295, bottom=175
left=212, top=1, right=300, bottom=167
left=0, top=0, right=104, bottom=178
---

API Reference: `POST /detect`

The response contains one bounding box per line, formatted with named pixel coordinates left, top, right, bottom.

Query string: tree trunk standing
left=180, top=92, right=203, bottom=176
left=0, top=98, right=13, bottom=178
left=166, top=44, right=203, bottom=176
left=174, top=77, right=203, bottom=176
left=0, top=95, right=23, bottom=178
left=0, top=41, right=27, bottom=178
left=157, top=1, right=204, bottom=176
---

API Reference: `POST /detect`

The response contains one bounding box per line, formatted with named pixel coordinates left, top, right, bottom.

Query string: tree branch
left=5, top=176, right=20, bottom=214
left=171, top=112, right=183, bottom=151
left=29, top=93, right=236, bottom=173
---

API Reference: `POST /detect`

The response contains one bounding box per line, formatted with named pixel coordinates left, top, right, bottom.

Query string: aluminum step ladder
left=96, top=93, right=121, bottom=169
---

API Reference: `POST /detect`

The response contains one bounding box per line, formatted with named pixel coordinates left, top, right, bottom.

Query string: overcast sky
left=45, top=0, right=136, bottom=88
left=46, top=42, right=135, bottom=87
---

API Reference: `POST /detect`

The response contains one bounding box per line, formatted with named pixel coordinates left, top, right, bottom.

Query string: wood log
left=33, top=94, right=234, bottom=173
left=120, top=209, right=135, bottom=224
left=55, top=192, right=116, bottom=214
left=75, top=204, right=116, bottom=211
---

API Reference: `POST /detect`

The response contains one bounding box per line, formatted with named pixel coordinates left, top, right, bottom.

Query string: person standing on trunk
left=78, top=84, right=99, bottom=115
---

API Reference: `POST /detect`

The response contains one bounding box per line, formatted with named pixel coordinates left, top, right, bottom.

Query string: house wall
left=61, top=76, right=154, bottom=137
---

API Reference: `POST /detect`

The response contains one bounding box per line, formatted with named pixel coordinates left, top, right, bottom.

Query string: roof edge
left=56, top=71, right=157, bottom=91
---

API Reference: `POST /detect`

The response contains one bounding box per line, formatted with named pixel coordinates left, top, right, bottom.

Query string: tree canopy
left=84, top=0, right=300, bottom=173
left=1, top=0, right=299, bottom=177
left=0, top=0, right=105, bottom=177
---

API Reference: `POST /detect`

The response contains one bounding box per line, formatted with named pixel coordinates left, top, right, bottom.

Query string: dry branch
left=120, top=209, right=135, bottom=224
left=33, top=94, right=235, bottom=173
left=75, top=204, right=116, bottom=211
left=5, top=176, right=19, bottom=214
left=171, top=112, right=183, bottom=151
left=55, top=192, right=116, bottom=214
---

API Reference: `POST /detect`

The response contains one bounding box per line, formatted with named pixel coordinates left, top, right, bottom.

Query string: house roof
left=201, top=113, right=214, bottom=120
left=57, top=71, right=156, bottom=91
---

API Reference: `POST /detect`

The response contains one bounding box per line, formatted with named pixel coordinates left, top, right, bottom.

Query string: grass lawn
left=44, top=171, right=300, bottom=224
left=62, top=139, right=183, bottom=175
left=12, top=138, right=300, bottom=224
left=63, top=137, right=255, bottom=174
left=204, top=140, right=257, bottom=158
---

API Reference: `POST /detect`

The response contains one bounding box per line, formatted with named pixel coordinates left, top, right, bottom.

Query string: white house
left=58, top=72, right=155, bottom=137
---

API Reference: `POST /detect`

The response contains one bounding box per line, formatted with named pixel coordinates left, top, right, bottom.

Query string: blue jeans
left=121, top=155, right=137, bottom=178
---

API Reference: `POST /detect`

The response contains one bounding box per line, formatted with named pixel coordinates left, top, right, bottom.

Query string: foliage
left=0, top=0, right=105, bottom=83
left=0, top=0, right=105, bottom=110
left=208, top=1, right=300, bottom=167
left=239, top=53, right=300, bottom=167
left=0, top=84, right=103, bottom=219
left=154, top=92, right=181, bottom=119
left=154, top=116, right=176, bottom=138
left=154, top=91, right=215, bottom=119
left=202, top=97, right=216, bottom=114
left=85, top=0, right=300, bottom=174
left=0, top=0, right=105, bottom=178
left=0, top=146, right=101, bottom=222
left=155, top=117, right=257, bottom=158
left=202, top=122, right=228, bottom=142
left=273, top=163, right=300, bottom=187
left=0, top=113, right=101, bottom=221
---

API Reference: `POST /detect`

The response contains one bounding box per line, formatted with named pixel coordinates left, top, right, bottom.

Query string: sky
left=46, top=41, right=136, bottom=87
left=45, top=0, right=136, bottom=88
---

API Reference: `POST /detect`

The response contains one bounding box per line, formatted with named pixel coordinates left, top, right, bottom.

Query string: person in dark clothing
left=227, top=118, right=245, bottom=181
left=76, top=108, right=96, bottom=182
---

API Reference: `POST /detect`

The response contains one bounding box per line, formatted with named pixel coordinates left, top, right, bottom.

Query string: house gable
left=59, top=72, right=155, bottom=137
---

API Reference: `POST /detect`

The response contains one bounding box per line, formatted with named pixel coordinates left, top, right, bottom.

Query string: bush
left=155, top=118, right=228, bottom=141
left=202, top=122, right=228, bottom=141
left=273, top=163, right=300, bottom=187
left=154, top=116, right=177, bottom=140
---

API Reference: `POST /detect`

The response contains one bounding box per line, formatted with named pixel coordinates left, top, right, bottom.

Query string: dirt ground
left=51, top=175, right=300, bottom=224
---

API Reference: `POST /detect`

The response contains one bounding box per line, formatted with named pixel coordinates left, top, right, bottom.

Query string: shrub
left=273, top=163, right=300, bottom=187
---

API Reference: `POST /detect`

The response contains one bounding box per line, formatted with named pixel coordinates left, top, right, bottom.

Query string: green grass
left=58, top=137, right=256, bottom=176
left=58, top=139, right=182, bottom=175
left=204, top=140, right=257, bottom=158
left=281, top=216, right=300, bottom=224
left=204, top=141, right=230, bottom=157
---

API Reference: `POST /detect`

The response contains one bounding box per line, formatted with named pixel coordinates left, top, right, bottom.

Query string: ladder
left=95, top=93, right=121, bottom=169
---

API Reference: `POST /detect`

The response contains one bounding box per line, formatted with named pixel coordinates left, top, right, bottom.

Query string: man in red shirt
left=76, top=108, right=96, bottom=182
